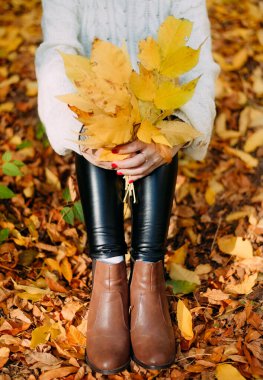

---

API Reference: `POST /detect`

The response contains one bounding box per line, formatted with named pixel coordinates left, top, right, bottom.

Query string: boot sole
left=86, top=353, right=130, bottom=375
left=131, top=352, right=175, bottom=370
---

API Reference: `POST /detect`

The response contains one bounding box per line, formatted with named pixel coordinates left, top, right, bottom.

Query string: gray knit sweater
left=35, top=0, right=220, bottom=160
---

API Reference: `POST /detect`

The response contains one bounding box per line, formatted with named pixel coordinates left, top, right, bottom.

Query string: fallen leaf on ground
left=177, top=299, right=194, bottom=340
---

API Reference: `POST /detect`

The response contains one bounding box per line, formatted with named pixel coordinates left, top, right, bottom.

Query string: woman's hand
left=111, top=140, right=183, bottom=182
left=80, top=147, right=114, bottom=170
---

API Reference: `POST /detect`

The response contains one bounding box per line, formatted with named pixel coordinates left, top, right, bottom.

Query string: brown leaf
left=39, top=366, right=78, bottom=380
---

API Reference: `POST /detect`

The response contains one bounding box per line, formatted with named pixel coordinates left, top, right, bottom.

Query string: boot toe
left=87, top=335, right=130, bottom=373
left=132, top=335, right=175, bottom=368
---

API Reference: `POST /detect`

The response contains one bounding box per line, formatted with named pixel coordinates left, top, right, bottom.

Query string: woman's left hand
left=111, top=140, right=183, bottom=182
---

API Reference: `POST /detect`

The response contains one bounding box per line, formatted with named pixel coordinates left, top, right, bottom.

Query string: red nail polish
left=117, top=171, right=123, bottom=175
left=111, top=163, right=118, bottom=169
left=128, top=179, right=134, bottom=184
left=112, top=148, right=118, bottom=154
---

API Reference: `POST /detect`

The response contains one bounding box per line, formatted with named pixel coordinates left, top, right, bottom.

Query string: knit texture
left=35, top=0, right=220, bottom=160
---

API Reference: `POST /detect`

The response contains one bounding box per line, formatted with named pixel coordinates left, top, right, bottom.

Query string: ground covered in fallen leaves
left=0, top=0, right=262, bottom=379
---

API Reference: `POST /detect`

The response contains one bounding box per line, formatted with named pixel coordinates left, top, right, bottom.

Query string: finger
left=113, top=153, right=145, bottom=169
left=116, top=160, right=161, bottom=177
left=94, top=160, right=114, bottom=169
left=113, top=140, right=145, bottom=154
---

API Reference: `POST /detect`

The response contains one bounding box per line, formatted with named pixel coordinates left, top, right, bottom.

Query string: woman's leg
left=75, top=153, right=130, bottom=375
left=130, top=153, right=178, bottom=262
left=75, top=153, right=127, bottom=260
left=129, top=153, right=178, bottom=370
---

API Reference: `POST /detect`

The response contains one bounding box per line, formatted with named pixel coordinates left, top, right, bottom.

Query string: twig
left=210, top=216, right=222, bottom=253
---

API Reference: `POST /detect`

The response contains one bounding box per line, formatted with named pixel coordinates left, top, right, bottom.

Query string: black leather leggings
left=75, top=153, right=178, bottom=262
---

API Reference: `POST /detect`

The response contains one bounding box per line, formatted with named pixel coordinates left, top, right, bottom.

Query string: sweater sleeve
left=171, top=0, right=221, bottom=161
left=35, top=0, right=85, bottom=156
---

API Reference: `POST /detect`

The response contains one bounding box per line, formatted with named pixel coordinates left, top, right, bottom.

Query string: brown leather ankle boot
left=86, top=259, right=130, bottom=374
left=130, top=260, right=176, bottom=369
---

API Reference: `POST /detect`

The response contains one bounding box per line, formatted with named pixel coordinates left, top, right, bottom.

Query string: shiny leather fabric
left=75, top=154, right=127, bottom=259
left=75, top=153, right=178, bottom=261
left=130, top=154, right=178, bottom=261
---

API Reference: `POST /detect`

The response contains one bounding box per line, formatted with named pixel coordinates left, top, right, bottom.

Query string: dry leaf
left=215, top=363, right=246, bottom=380
left=214, top=48, right=248, bottom=71
left=60, top=257, right=73, bottom=283
left=61, top=301, right=83, bottom=322
left=0, top=347, right=10, bottom=369
left=202, top=288, right=229, bottom=305
left=45, top=168, right=61, bottom=191
left=217, top=236, right=253, bottom=259
left=243, top=128, right=263, bottom=152
left=224, top=146, right=258, bottom=168
left=169, top=263, right=201, bottom=285
left=224, top=273, right=258, bottom=295
left=166, top=244, right=188, bottom=268
left=177, top=299, right=194, bottom=340
left=39, top=366, right=78, bottom=380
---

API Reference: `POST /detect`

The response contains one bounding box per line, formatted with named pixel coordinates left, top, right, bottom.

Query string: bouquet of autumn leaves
left=56, top=16, right=204, bottom=186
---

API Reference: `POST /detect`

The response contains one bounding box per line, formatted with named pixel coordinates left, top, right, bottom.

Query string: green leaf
left=166, top=279, right=197, bottom=294
left=43, top=138, right=50, bottom=148
left=2, top=151, right=12, bottom=162
left=73, top=200, right=84, bottom=223
left=2, top=162, right=23, bottom=176
left=36, top=122, right=46, bottom=140
left=13, top=160, right=25, bottom=168
left=17, top=140, right=32, bottom=150
left=0, top=185, right=15, bottom=199
left=0, top=228, right=9, bottom=243
left=61, top=207, right=75, bottom=225
left=62, top=187, right=71, bottom=202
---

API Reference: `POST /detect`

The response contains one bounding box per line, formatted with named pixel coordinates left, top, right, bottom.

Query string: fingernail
left=117, top=171, right=123, bottom=175
left=112, top=148, right=118, bottom=154
left=128, top=179, right=134, bottom=184
left=111, top=163, right=118, bottom=169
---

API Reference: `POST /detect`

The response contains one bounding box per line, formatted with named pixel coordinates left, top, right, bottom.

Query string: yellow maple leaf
left=137, top=119, right=171, bottom=147
left=157, top=16, right=193, bottom=59
left=129, top=69, right=157, bottom=101
left=83, top=112, right=134, bottom=148
left=56, top=93, right=96, bottom=113
left=137, top=100, right=162, bottom=124
left=156, top=119, right=203, bottom=146
left=78, top=76, right=131, bottom=114
left=160, top=43, right=202, bottom=78
left=57, top=49, right=92, bottom=86
left=91, top=38, right=132, bottom=85
left=154, top=76, right=200, bottom=110
left=68, top=105, right=94, bottom=125
left=138, top=36, right=161, bottom=71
